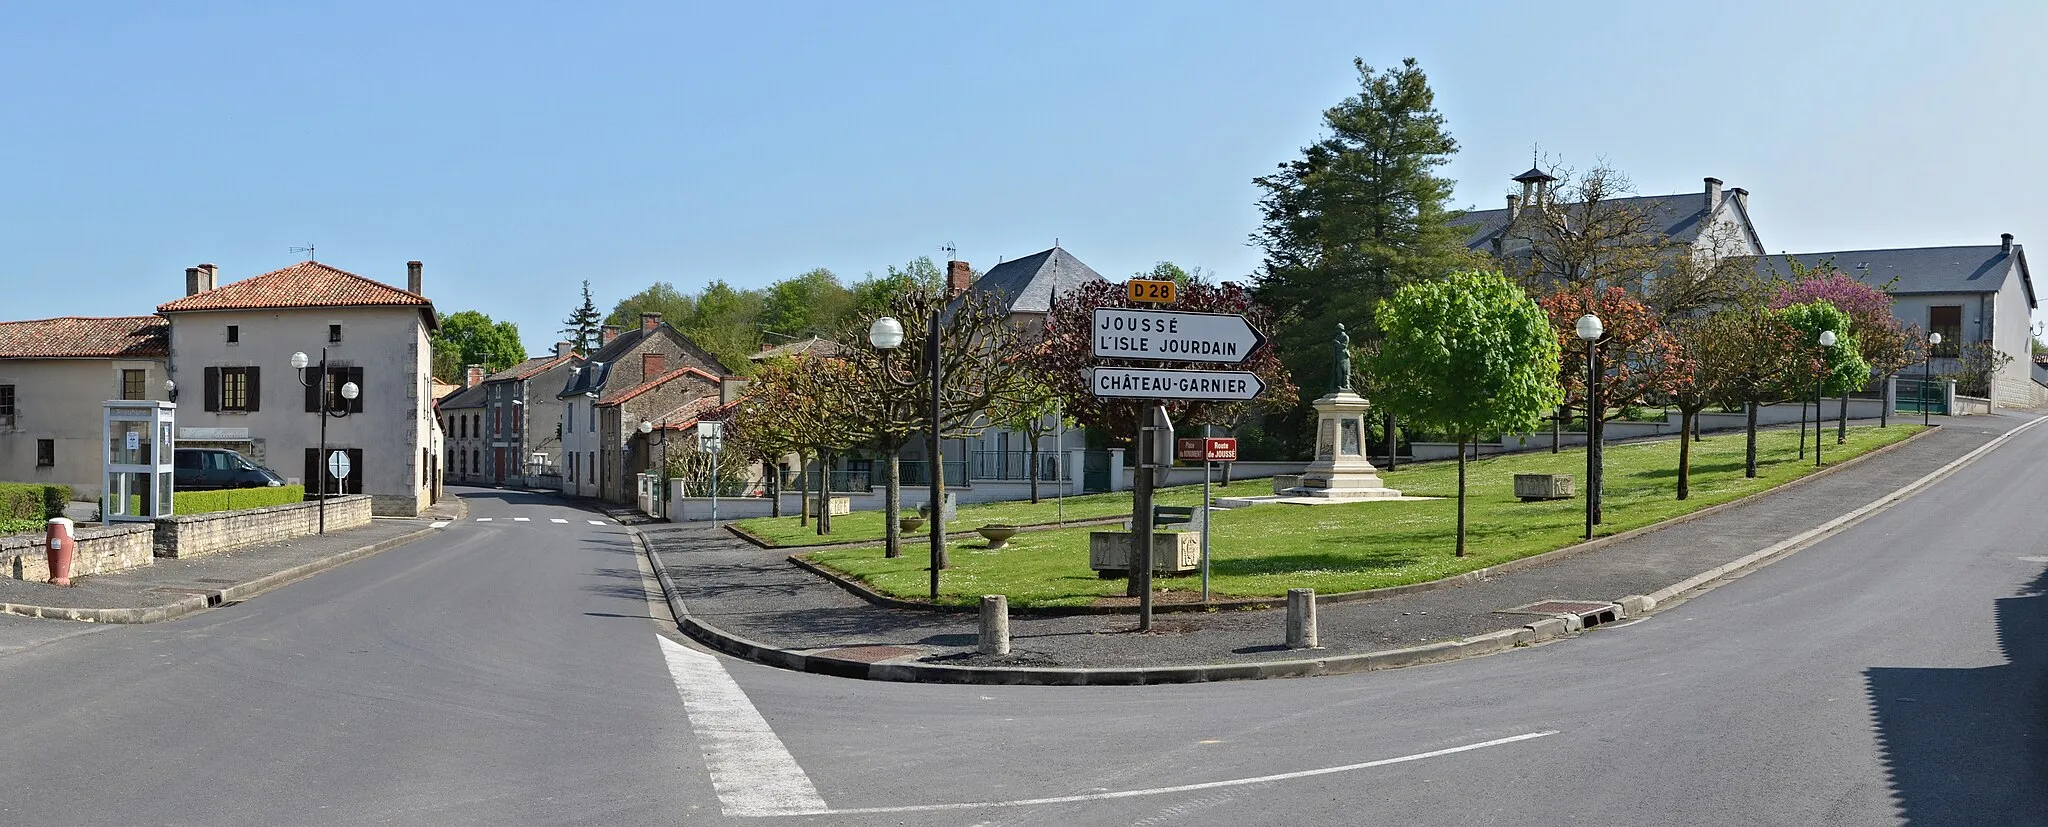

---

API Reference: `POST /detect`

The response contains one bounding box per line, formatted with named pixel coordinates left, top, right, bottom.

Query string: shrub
left=0, top=517, right=45, bottom=535
left=0, top=483, right=72, bottom=519
left=173, top=485, right=306, bottom=515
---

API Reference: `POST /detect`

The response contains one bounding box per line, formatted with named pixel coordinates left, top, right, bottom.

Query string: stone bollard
left=979, top=594, right=1010, bottom=656
left=1285, top=588, right=1317, bottom=649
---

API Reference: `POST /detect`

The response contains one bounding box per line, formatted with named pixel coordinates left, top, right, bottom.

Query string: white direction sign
left=1091, top=367, right=1265, bottom=401
left=326, top=450, right=352, bottom=480
left=1092, top=308, right=1265, bottom=364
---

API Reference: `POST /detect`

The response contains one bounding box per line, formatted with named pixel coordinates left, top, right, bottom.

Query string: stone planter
left=977, top=524, right=1018, bottom=549
left=898, top=516, right=925, bottom=532
left=1513, top=473, right=1575, bottom=502
left=1088, top=531, right=1200, bottom=577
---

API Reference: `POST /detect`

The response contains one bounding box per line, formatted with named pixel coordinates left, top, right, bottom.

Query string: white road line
left=793, top=731, right=1559, bottom=817
left=551, top=518, right=569, bottom=524
left=514, top=517, right=531, bottom=522
left=658, top=636, right=827, bottom=818
left=588, top=520, right=608, bottom=525
left=475, top=517, right=492, bottom=522
left=429, top=521, right=450, bottom=529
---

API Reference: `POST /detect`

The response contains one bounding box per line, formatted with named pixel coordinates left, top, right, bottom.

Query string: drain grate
left=815, top=645, right=922, bottom=663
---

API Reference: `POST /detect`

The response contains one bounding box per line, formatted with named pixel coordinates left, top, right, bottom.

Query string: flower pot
left=977, top=524, right=1018, bottom=549
left=899, top=517, right=925, bottom=532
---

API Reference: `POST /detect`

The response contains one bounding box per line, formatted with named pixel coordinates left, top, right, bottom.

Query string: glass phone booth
left=104, top=401, right=176, bottom=522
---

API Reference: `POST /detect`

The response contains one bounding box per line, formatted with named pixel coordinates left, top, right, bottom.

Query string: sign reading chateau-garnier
left=1091, top=308, right=1266, bottom=363
left=1090, top=367, right=1265, bottom=400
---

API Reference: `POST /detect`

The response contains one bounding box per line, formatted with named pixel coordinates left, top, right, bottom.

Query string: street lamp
left=868, top=310, right=947, bottom=601
left=291, top=349, right=359, bottom=534
left=638, top=419, right=667, bottom=518
left=1575, top=313, right=1603, bottom=540
left=1925, top=332, right=1942, bottom=426
left=164, top=379, right=178, bottom=403
left=1816, top=330, right=1837, bottom=467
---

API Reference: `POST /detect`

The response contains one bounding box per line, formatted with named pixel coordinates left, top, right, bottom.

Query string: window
left=0, top=384, right=15, bottom=427
left=226, top=325, right=239, bottom=344
left=121, top=369, right=147, bottom=400
left=566, top=404, right=573, bottom=434
left=458, top=415, right=467, bottom=439
left=204, top=367, right=261, bottom=412
left=1928, top=306, right=1962, bottom=357
left=37, top=439, right=54, bottom=467
left=589, top=402, right=595, bottom=432
left=568, top=452, right=576, bottom=482
left=512, top=401, right=521, bottom=434
left=328, top=323, right=343, bottom=343
left=304, top=448, right=364, bottom=495
left=303, top=366, right=364, bottom=413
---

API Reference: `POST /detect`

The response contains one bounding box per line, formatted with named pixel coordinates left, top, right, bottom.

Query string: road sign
left=1126, top=279, right=1177, bottom=304
left=1091, top=308, right=1265, bottom=364
left=698, top=421, right=724, bottom=453
left=1177, top=437, right=1239, bottom=462
left=326, top=450, right=352, bottom=480
left=1091, top=367, right=1264, bottom=401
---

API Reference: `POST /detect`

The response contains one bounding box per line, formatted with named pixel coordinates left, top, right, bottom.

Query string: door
left=493, top=448, right=506, bottom=484
left=1082, top=450, right=1113, bottom=494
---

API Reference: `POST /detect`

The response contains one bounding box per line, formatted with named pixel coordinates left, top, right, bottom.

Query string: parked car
left=174, top=448, right=286, bottom=490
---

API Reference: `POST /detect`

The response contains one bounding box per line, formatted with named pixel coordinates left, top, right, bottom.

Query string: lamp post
left=164, top=379, right=178, bottom=403
left=1816, top=330, right=1837, bottom=467
left=1925, top=332, right=1942, bottom=425
left=638, top=420, right=667, bottom=518
left=867, top=311, right=948, bottom=602
left=291, top=350, right=359, bottom=534
left=1575, top=313, right=1603, bottom=540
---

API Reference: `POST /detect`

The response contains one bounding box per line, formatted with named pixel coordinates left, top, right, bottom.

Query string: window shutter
left=245, top=367, right=262, bottom=412
left=348, top=367, right=365, bottom=413
left=347, top=448, right=365, bottom=494
left=204, top=367, right=221, bottom=412
left=305, top=449, right=320, bottom=495
left=305, top=368, right=321, bottom=412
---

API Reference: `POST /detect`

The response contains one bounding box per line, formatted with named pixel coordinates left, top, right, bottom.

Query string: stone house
left=156, top=260, right=444, bottom=516
left=0, top=316, right=171, bottom=499
left=1753, top=235, right=2042, bottom=407
left=555, top=313, right=736, bottom=502
left=437, top=365, right=489, bottom=486
left=479, top=343, right=581, bottom=487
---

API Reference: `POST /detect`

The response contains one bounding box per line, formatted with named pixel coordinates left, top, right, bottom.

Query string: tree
left=1498, top=162, right=1679, bottom=297
left=606, top=282, right=695, bottom=331
left=1138, top=261, right=1212, bottom=288
left=680, top=280, right=766, bottom=370
left=1769, top=264, right=1919, bottom=426
left=715, top=385, right=801, bottom=519
left=1663, top=316, right=1713, bottom=499
left=1028, top=279, right=1298, bottom=441
left=987, top=375, right=1068, bottom=504
left=1250, top=57, right=1474, bottom=455
left=729, top=354, right=858, bottom=532
left=848, top=257, right=945, bottom=320
left=431, top=310, right=528, bottom=377
left=1369, top=270, right=1562, bottom=557
left=1537, top=286, right=1686, bottom=436
left=1693, top=305, right=1810, bottom=478
left=1777, top=300, right=1871, bottom=398
left=760, top=268, right=853, bottom=340
left=560, top=280, right=604, bottom=355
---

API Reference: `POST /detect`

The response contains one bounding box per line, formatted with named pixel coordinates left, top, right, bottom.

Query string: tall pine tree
left=1250, top=57, right=1473, bottom=456
left=560, top=280, right=603, bottom=354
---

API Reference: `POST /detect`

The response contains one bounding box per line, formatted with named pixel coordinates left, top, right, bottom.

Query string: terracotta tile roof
left=156, top=261, right=432, bottom=314
left=485, top=353, right=579, bottom=383
left=650, top=396, right=732, bottom=430
left=596, top=365, right=720, bottom=407
left=0, top=316, right=169, bottom=359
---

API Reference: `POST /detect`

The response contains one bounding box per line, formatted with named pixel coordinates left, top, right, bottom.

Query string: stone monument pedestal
left=1280, top=391, right=1402, bottom=500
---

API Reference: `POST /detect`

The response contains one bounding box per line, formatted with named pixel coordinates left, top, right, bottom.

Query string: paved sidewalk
left=0, top=498, right=461, bottom=623
left=644, top=416, right=2025, bottom=677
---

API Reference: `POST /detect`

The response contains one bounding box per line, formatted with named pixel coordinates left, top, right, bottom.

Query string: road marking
left=588, top=520, right=609, bottom=525
left=2019, top=556, right=2048, bottom=563
left=514, top=517, right=531, bottom=522
left=476, top=517, right=492, bottom=522
left=773, top=730, right=1558, bottom=817
left=551, top=518, right=569, bottom=524
left=658, top=636, right=827, bottom=817
left=429, top=521, right=450, bottom=529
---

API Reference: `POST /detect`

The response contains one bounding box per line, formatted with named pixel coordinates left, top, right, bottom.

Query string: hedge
left=0, top=517, right=45, bottom=535
left=173, top=485, right=306, bottom=515
left=0, top=483, right=72, bottom=520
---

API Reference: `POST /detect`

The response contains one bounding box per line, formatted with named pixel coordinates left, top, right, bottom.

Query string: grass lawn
left=803, top=424, right=1926, bottom=608
left=733, top=485, right=1219, bottom=548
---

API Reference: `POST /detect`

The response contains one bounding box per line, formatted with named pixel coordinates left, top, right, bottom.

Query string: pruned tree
left=725, top=354, right=857, bottom=530
left=1693, top=306, right=1810, bottom=477
left=1369, top=270, right=1562, bottom=557
left=1537, top=286, right=1686, bottom=452
left=987, top=374, right=1068, bottom=504
left=1664, top=315, right=1713, bottom=499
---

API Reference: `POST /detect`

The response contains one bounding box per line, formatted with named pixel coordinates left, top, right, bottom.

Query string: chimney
left=640, top=312, right=662, bottom=332
left=601, top=325, right=621, bottom=345
left=407, top=260, right=423, bottom=295
left=1729, top=187, right=1748, bottom=213
left=183, top=264, right=218, bottom=296
left=2002, top=233, right=2015, bottom=254
left=1704, top=177, right=1724, bottom=213
left=1506, top=193, right=1520, bottom=221
left=947, top=260, right=974, bottom=296
left=465, top=364, right=484, bottom=389
left=555, top=340, right=574, bottom=358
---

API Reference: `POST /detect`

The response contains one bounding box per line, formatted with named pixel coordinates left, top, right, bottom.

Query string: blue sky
left=5, top=1, right=2044, bottom=350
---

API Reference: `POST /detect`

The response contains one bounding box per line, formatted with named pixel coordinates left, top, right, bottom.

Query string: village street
left=0, top=416, right=2041, bottom=826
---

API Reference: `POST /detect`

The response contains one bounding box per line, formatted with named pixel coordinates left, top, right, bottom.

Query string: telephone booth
left=103, top=401, right=176, bottom=522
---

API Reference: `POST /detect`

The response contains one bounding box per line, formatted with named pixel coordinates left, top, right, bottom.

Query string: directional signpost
left=1090, top=367, right=1264, bottom=400
left=1092, top=308, right=1265, bottom=363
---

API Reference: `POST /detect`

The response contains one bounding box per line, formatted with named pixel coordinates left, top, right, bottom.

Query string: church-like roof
left=965, top=247, right=1107, bottom=314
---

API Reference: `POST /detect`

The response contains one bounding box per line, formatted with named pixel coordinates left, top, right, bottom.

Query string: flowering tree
left=1538, top=287, right=1686, bottom=446
left=1771, top=268, right=1919, bottom=426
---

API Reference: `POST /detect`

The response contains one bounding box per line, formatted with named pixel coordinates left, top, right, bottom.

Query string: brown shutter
left=204, top=367, right=221, bottom=412
left=245, top=367, right=261, bottom=412
left=305, top=368, right=321, bottom=412
left=348, top=367, right=365, bottom=413
left=347, top=448, right=365, bottom=494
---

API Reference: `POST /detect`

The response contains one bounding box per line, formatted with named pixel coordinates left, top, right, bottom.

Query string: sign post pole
left=1201, top=424, right=1212, bottom=604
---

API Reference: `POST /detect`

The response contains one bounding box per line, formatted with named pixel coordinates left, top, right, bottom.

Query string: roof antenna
left=289, top=244, right=316, bottom=261
left=940, top=241, right=956, bottom=262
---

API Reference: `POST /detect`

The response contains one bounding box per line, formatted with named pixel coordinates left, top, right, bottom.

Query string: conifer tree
left=560, top=280, right=603, bottom=354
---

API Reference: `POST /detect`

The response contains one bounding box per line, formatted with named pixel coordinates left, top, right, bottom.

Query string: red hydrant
left=45, top=517, right=75, bottom=587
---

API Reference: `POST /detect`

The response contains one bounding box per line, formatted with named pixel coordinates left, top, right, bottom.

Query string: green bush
left=0, top=517, right=45, bottom=535
left=173, top=485, right=306, bottom=515
left=0, top=483, right=71, bottom=519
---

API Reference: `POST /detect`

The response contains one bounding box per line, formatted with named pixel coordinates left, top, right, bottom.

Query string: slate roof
left=1451, top=191, right=1747, bottom=255
left=556, top=361, right=610, bottom=399
left=595, top=365, right=720, bottom=407
left=437, top=383, right=488, bottom=411
left=748, top=336, right=842, bottom=361
left=1749, top=244, right=2036, bottom=306
left=156, top=261, right=437, bottom=328
left=0, top=316, right=169, bottom=359
left=556, top=323, right=730, bottom=399
left=966, top=247, right=1107, bottom=314
left=485, top=353, right=578, bottom=383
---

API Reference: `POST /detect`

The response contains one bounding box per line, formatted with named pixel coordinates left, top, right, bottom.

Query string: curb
left=725, top=515, right=1128, bottom=551
left=789, top=423, right=1944, bottom=617
left=639, top=418, right=2028, bottom=685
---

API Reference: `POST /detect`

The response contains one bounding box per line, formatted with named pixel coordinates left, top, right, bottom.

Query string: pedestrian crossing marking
left=476, top=517, right=492, bottom=522
left=588, top=520, right=609, bottom=525
left=551, top=518, right=569, bottom=523
left=430, top=521, right=450, bottom=528
left=514, top=517, right=531, bottom=522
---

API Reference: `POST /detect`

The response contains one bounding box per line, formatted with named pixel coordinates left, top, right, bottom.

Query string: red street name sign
left=1176, top=437, right=1239, bottom=462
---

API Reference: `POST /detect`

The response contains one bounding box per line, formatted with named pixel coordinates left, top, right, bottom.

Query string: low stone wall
left=2, top=523, right=154, bottom=581
left=153, top=495, right=373, bottom=559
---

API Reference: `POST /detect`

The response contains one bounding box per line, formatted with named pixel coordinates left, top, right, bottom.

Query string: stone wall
left=153, top=495, right=373, bottom=559
left=2, top=523, right=154, bottom=581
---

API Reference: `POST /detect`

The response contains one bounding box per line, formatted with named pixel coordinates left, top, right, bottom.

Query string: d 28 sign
left=1175, top=437, right=1239, bottom=462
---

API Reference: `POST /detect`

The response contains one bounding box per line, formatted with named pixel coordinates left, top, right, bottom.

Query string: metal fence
left=898, top=460, right=968, bottom=487
left=966, top=451, right=1063, bottom=482
left=778, top=469, right=873, bottom=493
left=1896, top=377, right=1950, bottom=414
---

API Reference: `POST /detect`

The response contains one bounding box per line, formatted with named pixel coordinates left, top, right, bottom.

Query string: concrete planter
left=899, top=517, right=925, bottom=532
left=977, top=524, right=1018, bottom=549
left=1088, top=531, right=1200, bottom=576
left=1513, top=473, right=1575, bottom=501
left=807, top=496, right=851, bottom=518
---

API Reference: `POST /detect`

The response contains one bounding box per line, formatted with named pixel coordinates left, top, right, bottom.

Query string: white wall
left=0, top=358, right=169, bottom=499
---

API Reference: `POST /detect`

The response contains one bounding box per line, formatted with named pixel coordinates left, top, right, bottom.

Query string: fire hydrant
left=45, top=517, right=75, bottom=587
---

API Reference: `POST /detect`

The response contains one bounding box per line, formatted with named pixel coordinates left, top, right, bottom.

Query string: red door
left=494, top=448, right=506, bottom=484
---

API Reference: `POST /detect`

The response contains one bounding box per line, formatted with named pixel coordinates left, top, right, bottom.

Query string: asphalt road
left=4, top=415, right=2044, bottom=826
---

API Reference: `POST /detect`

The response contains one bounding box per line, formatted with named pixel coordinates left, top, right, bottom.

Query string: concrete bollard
left=1285, top=588, right=1317, bottom=649
left=979, top=594, right=1010, bottom=656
